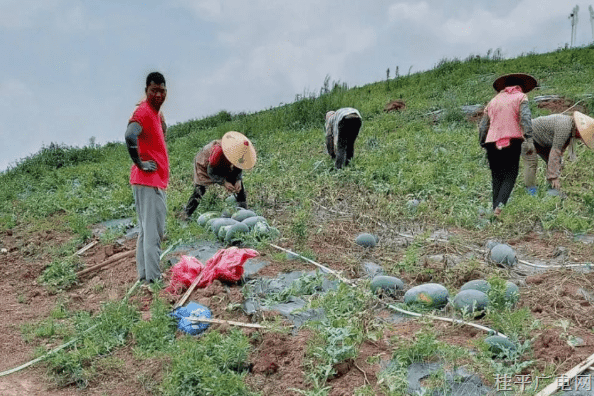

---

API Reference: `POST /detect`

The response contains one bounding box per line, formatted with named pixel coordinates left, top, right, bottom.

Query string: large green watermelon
left=210, top=218, right=239, bottom=234
left=404, top=283, right=449, bottom=309
left=225, top=222, right=250, bottom=243
left=197, top=212, right=219, bottom=227
left=371, top=275, right=404, bottom=297
left=484, top=335, right=516, bottom=357
left=355, top=233, right=378, bottom=248
left=460, top=279, right=491, bottom=294
left=242, top=216, right=267, bottom=230
left=232, top=209, right=258, bottom=222
left=452, top=289, right=489, bottom=316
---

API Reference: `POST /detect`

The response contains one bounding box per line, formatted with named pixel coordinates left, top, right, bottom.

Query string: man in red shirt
left=125, top=72, right=168, bottom=286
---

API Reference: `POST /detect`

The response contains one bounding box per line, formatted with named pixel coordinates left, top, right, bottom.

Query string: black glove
left=140, top=160, right=157, bottom=172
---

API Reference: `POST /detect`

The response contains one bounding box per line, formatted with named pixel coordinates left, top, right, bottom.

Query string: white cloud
left=388, top=2, right=431, bottom=23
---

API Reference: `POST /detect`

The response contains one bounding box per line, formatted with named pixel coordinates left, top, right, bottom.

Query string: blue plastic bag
left=171, top=301, right=212, bottom=335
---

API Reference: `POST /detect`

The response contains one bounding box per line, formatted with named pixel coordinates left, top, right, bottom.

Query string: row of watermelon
left=196, top=207, right=280, bottom=244
left=371, top=277, right=519, bottom=314
left=371, top=276, right=520, bottom=357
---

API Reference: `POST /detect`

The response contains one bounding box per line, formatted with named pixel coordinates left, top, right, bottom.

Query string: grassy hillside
left=2, top=45, right=594, bottom=395
left=3, top=46, right=594, bottom=242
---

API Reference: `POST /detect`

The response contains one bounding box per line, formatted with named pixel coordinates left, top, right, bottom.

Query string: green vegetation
left=3, top=45, right=594, bottom=394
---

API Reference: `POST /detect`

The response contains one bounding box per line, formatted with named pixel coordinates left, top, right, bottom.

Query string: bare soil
left=2, top=213, right=594, bottom=395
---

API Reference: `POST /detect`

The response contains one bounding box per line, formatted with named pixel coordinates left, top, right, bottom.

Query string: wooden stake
left=172, top=270, right=206, bottom=310
left=187, top=316, right=268, bottom=329
left=535, top=352, right=594, bottom=396
left=74, top=241, right=97, bottom=256
left=76, top=250, right=135, bottom=277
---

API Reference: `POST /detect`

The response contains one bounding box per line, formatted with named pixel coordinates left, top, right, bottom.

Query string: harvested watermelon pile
left=197, top=205, right=280, bottom=245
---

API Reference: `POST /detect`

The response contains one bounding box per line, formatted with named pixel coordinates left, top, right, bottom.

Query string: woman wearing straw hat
left=181, top=131, right=257, bottom=219
left=478, top=73, right=537, bottom=217
left=523, top=111, right=594, bottom=195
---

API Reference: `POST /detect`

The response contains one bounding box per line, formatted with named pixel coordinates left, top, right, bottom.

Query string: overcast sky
left=1, top=0, right=591, bottom=171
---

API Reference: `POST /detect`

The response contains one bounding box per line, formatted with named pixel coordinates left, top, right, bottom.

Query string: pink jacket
left=485, top=86, right=528, bottom=149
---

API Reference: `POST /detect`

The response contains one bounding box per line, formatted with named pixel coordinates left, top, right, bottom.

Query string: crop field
left=2, top=45, right=594, bottom=395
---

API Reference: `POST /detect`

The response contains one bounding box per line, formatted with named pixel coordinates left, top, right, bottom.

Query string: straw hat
left=493, top=73, right=538, bottom=93
left=573, top=111, right=594, bottom=149
left=221, top=131, right=257, bottom=170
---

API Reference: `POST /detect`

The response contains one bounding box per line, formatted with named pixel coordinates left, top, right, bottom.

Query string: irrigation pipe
left=0, top=240, right=181, bottom=378
left=0, top=323, right=100, bottom=377
left=0, top=237, right=181, bottom=377
left=267, top=244, right=507, bottom=338
left=385, top=303, right=507, bottom=338
left=315, top=199, right=594, bottom=271
left=0, top=278, right=144, bottom=378
left=518, top=259, right=593, bottom=269
left=268, top=243, right=355, bottom=286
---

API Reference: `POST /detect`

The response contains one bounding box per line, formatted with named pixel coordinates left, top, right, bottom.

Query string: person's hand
left=523, top=139, right=536, bottom=156
left=224, top=181, right=241, bottom=193
left=140, top=160, right=157, bottom=172
left=550, top=178, right=561, bottom=190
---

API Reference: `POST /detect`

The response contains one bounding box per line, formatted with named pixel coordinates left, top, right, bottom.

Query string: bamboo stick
left=535, top=352, right=594, bottom=396
left=172, top=270, right=206, bottom=310
left=74, top=241, right=97, bottom=256
left=187, top=316, right=268, bottom=329
left=76, top=250, right=135, bottom=277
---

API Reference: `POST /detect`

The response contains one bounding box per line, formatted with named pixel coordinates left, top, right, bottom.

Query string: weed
left=38, top=256, right=80, bottom=293
left=45, top=301, right=139, bottom=388
left=159, top=329, right=256, bottom=396
left=131, top=297, right=177, bottom=356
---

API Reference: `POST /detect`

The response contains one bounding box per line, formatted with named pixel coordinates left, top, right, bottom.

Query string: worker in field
left=180, top=131, right=257, bottom=219
left=523, top=111, right=594, bottom=195
left=325, top=108, right=362, bottom=169
left=125, top=71, right=168, bottom=286
left=478, top=73, right=537, bottom=217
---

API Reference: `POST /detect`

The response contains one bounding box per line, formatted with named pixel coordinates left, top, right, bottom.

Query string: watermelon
left=220, top=208, right=235, bottom=218
left=218, top=225, right=233, bottom=241
left=452, top=289, right=489, bottom=316
left=242, top=216, right=267, bottom=230
left=232, top=209, right=257, bottom=222
left=460, top=279, right=491, bottom=294
left=404, top=283, right=449, bottom=309
left=490, top=244, right=517, bottom=266
left=371, top=275, right=404, bottom=297
left=225, top=222, right=250, bottom=243
left=484, top=335, right=516, bottom=357
left=206, top=217, right=220, bottom=229
left=254, top=222, right=280, bottom=238
left=225, top=195, right=237, bottom=204
left=197, top=212, right=219, bottom=227
left=505, top=281, right=520, bottom=304
left=210, top=218, right=239, bottom=235
left=355, top=233, right=378, bottom=248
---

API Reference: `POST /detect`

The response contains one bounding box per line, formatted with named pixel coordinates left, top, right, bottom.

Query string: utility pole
left=589, top=5, right=594, bottom=43
left=569, top=5, right=579, bottom=47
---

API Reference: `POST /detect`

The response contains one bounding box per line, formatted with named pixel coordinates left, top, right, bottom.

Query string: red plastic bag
left=165, top=255, right=205, bottom=294
left=197, top=247, right=259, bottom=288
left=165, top=247, right=258, bottom=295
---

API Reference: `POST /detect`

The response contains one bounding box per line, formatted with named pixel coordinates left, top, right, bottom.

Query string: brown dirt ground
left=384, top=100, right=406, bottom=112
left=2, top=212, right=594, bottom=395
left=536, top=97, right=588, bottom=114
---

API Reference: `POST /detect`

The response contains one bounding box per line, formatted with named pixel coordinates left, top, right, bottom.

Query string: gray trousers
left=133, top=185, right=166, bottom=282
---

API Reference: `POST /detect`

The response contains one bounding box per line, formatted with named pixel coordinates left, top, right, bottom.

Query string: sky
left=1, top=0, right=592, bottom=172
